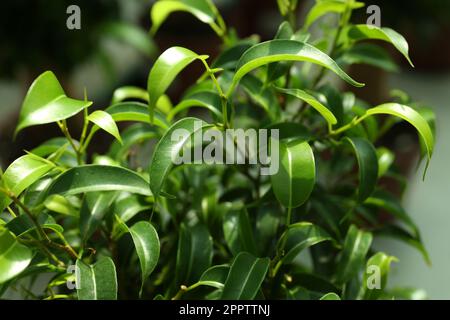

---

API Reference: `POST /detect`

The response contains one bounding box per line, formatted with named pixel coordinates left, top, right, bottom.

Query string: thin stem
left=57, top=120, right=81, bottom=165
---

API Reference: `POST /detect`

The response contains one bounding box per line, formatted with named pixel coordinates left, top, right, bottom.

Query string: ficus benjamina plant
left=0, top=0, right=436, bottom=300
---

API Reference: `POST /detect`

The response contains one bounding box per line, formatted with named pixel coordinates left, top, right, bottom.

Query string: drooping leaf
left=346, top=24, right=414, bottom=67
left=114, top=194, right=152, bottom=223
left=0, top=228, right=33, bottom=284
left=361, top=252, right=398, bottom=300
left=228, top=39, right=364, bottom=96
left=147, top=47, right=206, bottom=121
left=176, top=224, right=213, bottom=286
left=221, top=252, right=270, bottom=300
left=335, top=225, right=373, bottom=285
left=76, top=257, right=118, bottom=300
left=343, top=137, right=378, bottom=202
left=46, top=165, right=152, bottom=197
left=149, top=117, right=213, bottom=197
left=88, top=110, right=122, bottom=144
left=129, top=221, right=160, bottom=294
left=271, top=139, right=315, bottom=208
left=15, top=71, right=92, bottom=135
left=0, top=154, right=54, bottom=212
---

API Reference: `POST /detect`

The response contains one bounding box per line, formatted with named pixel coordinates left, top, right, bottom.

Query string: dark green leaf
left=76, top=257, right=118, bottom=300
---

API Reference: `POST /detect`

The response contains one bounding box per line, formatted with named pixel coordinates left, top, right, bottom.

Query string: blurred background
left=0, top=0, right=448, bottom=298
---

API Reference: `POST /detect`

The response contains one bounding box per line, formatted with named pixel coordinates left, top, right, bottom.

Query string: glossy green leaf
left=221, top=252, right=270, bottom=300
left=304, top=0, right=364, bottom=29
left=150, top=0, right=220, bottom=35
left=276, top=87, right=337, bottom=126
left=223, top=208, right=257, bottom=256
left=88, top=110, right=122, bottom=144
left=111, top=86, right=149, bottom=104
left=335, top=225, right=373, bottom=285
left=6, top=212, right=63, bottom=237
left=44, top=194, right=78, bottom=216
left=362, top=252, right=398, bottom=300
left=376, top=147, right=395, bottom=177
left=229, top=39, right=364, bottom=97
left=0, top=154, right=54, bottom=212
left=176, top=224, right=213, bottom=286
left=212, top=41, right=255, bottom=70
left=347, top=24, right=414, bottom=67
left=280, top=222, right=334, bottom=264
left=80, top=192, right=117, bottom=242
left=147, top=47, right=206, bottom=121
left=199, top=265, right=230, bottom=289
left=15, top=71, right=92, bottom=135
left=343, top=137, right=378, bottom=202
left=320, top=292, right=341, bottom=300
left=115, top=194, right=152, bottom=223
left=149, top=117, right=213, bottom=197
left=105, top=102, right=169, bottom=130
left=0, top=228, right=33, bottom=284
left=241, top=75, right=281, bottom=120
left=129, top=221, right=160, bottom=294
left=337, top=43, right=399, bottom=72
left=76, top=257, right=117, bottom=300
left=46, top=165, right=152, bottom=197
left=168, top=91, right=223, bottom=121
left=271, top=139, right=315, bottom=208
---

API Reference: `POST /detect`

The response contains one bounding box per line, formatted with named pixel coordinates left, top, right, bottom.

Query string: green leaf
left=105, top=102, right=169, bottom=130
left=115, top=194, right=152, bottom=223
left=320, top=292, right=341, bottom=300
left=280, top=222, right=334, bottom=264
left=111, top=86, right=149, bottom=104
left=46, top=165, right=152, bottom=197
left=80, top=192, right=117, bottom=242
left=199, top=265, right=230, bottom=289
left=149, top=117, right=213, bottom=197
left=276, top=87, right=337, bottom=126
left=76, top=256, right=118, bottom=300
left=88, top=110, right=122, bottom=144
left=15, top=71, right=92, bottom=135
left=241, top=75, right=281, bottom=121
left=0, top=228, right=33, bottom=284
left=335, top=225, right=373, bottom=285
left=304, top=0, right=364, bottom=29
left=229, top=40, right=364, bottom=97
left=376, top=147, right=395, bottom=177
left=6, top=212, right=63, bottom=237
left=223, top=208, right=257, bottom=256
left=176, top=224, right=213, bottom=286
left=147, top=47, right=206, bottom=122
left=346, top=25, right=414, bottom=67
left=271, top=139, right=315, bottom=208
left=337, top=43, right=399, bottom=72
left=129, top=221, right=160, bottom=295
left=362, top=252, right=398, bottom=300
left=168, top=91, right=223, bottom=121
left=212, top=41, right=255, bottom=70
left=0, top=154, right=54, bottom=212
left=221, top=252, right=270, bottom=300
left=44, top=195, right=78, bottom=217
left=150, top=0, right=220, bottom=35
left=343, top=137, right=378, bottom=202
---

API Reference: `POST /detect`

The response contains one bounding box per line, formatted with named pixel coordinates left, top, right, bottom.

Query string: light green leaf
left=320, top=292, right=341, bottom=300
left=337, top=43, right=399, bottom=72
left=105, top=102, right=169, bottom=130
left=229, top=39, right=364, bottom=96
left=76, top=256, right=117, bottom=300
left=46, top=165, right=152, bottom=197
left=343, top=137, right=378, bottom=202
left=129, top=221, right=160, bottom=295
left=15, top=71, right=92, bottom=135
left=221, top=252, right=270, bottom=300
left=336, top=225, right=373, bottom=285
left=88, top=110, right=122, bottom=144
left=44, top=195, right=78, bottom=216
left=271, top=139, right=315, bottom=208
left=149, top=117, right=213, bottom=197
left=346, top=24, right=414, bottom=67
left=376, top=147, right=395, bottom=177
left=276, top=87, right=337, bottom=126
left=168, top=91, right=223, bottom=121
left=304, top=0, right=364, bottom=29
left=111, top=86, right=149, bottom=104
left=0, top=154, right=54, bottom=212
left=147, top=47, right=206, bottom=121
left=0, top=228, right=33, bottom=284
left=362, top=252, right=398, bottom=300
left=199, top=265, right=230, bottom=289
left=115, top=194, right=152, bottom=223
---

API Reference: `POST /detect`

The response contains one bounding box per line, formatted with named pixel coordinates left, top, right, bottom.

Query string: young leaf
left=88, top=110, right=122, bottom=144
left=149, top=117, right=213, bottom=197
left=276, top=87, right=338, bottom=126
left=0, top=228, right=33, bottom=284
left=346, top=25, right=414, bottom=67
left=176, top=224, right=213, bottom=286
left=343, top=137, right=378, bottom=202
left=76, top=257, right=118, bottom=300
left=111, top=86, right=149, bottom=104
left=271, top=139, right=315, bottom=208
left=105, top=102, right=169, bottom=130
left=15, top=71, right=92, bottom=135
left=335, top=225, right=373, bottom=285
left=320, top=292, right=341, bottom=300
left=147, top=47, right=206, bottom=121
left=229, top=39, right=364, bottom=96
left=362, top=252, right=398, bottom=300
left=376, top=147, right=395, bottom=177
left=129, top=221, right=160, bottom=295
left=46, top=165, right=152, bottom=197
left=0, top=154, right=54, bottom=212
left=221, top=252, right=270, bottom=300
left=280, top=222, right=334, bottom=264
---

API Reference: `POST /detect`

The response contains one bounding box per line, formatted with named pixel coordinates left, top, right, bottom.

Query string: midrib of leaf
left=0, top=240, right=16, bottom=261
left=287, top=147, right=293, bottom=208
left=238, top=259, right=258, bottom=299
left=27, top=94, right=66, bottom=117
left=89, top=264, right=97, bottom=300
